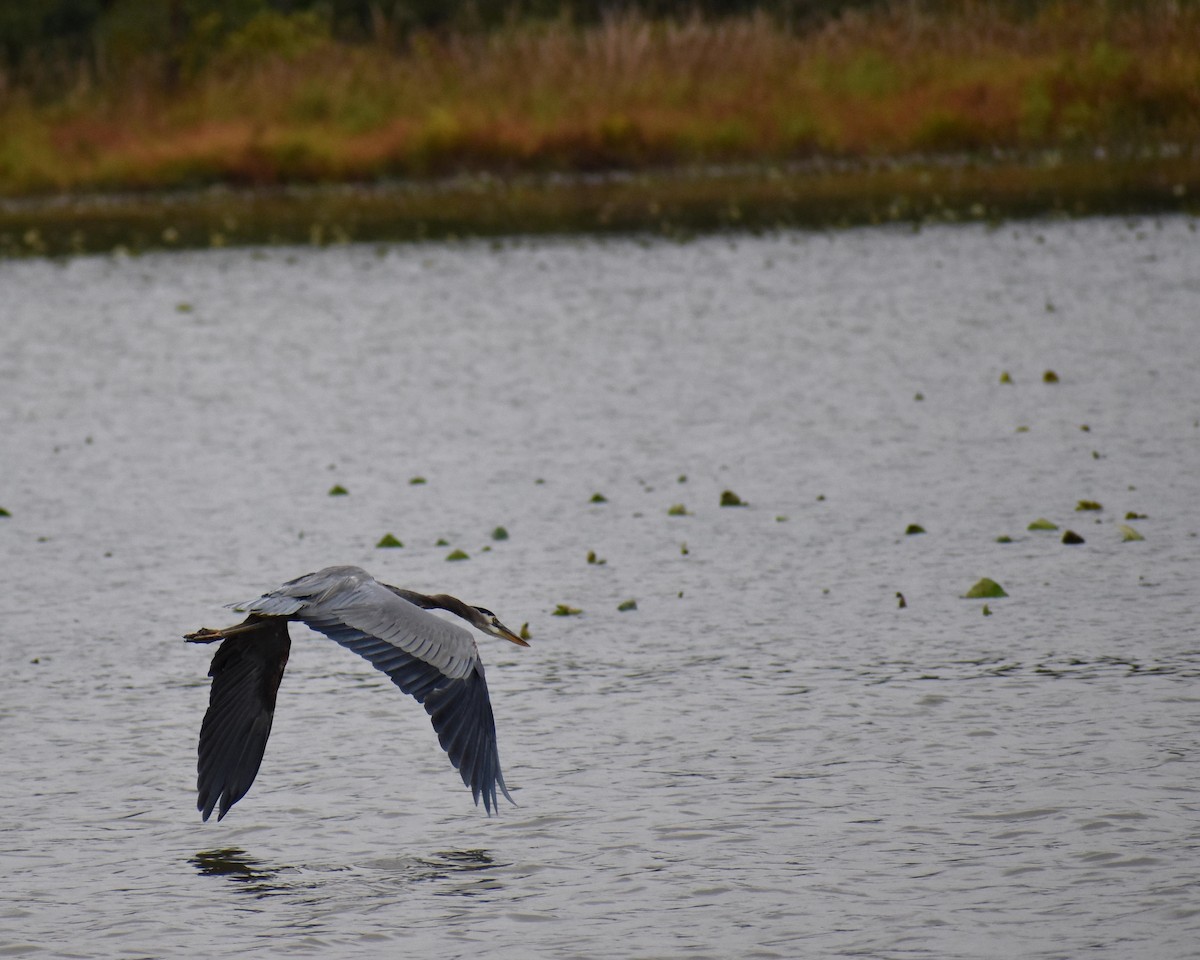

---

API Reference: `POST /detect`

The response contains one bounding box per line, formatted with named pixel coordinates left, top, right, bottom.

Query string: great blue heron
left=185, top=565, right=528, bottom=822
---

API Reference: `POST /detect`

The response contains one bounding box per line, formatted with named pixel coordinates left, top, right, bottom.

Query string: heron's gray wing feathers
left=196, top=618, right=291, bottom=822
left=238, top=566, right=512, bottom=814
left=239, top=566, right=479, bottom=678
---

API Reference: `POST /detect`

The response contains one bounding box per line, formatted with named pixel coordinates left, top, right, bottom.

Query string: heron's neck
left=389, top=587, right=473, bottom=621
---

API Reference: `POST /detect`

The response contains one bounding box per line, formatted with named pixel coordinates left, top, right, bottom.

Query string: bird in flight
left=185, top=565, right=528, bottom=821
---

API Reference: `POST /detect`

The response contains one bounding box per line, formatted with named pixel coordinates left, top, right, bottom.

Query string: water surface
left=1, top=217, right=1198, bottom=958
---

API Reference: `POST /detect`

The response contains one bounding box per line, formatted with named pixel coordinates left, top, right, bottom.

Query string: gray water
left=1, top=217, right=1198, bottom=959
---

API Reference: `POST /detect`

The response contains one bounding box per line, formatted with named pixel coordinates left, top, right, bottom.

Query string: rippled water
left=2, top=217, right=1199, bottom=958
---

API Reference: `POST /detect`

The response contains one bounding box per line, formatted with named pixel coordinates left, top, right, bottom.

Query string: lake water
left=1, top=216, right=1198, bottom=959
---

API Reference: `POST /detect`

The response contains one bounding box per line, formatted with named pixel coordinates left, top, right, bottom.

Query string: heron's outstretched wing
left=239, top=566, right=514, bottom=814
left=193, top=617, right=291, bottom=822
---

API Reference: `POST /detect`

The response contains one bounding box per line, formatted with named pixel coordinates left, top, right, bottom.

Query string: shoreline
left=3, top=150, right=1196, bottom=257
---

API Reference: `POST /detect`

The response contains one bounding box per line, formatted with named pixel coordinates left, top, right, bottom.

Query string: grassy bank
left=1, top=2, right=1198, bottom=251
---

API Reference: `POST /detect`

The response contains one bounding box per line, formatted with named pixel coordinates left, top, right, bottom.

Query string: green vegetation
left=445, top=548, right=469, bottom=560
left=552, top=603, right=582, bottom=616
left=1027, top=517, right=1058, bottom=531
left=720, top=489, right=746, bottom=507
left=1062, top=529, right=1085, bottom=544
left=1, top=1, right=1197, bottom=252
left=375, top=532, right=403, bottom=547
left=491, top=525, right=509, bottom=540
left=618, top=599, right=638, bottom=611
left=904, top=523, right=925, bottom=535
left=328, top=483, right=348, bottom=495
left=1075, top=499, right=1102, bottom=511
left=963, top=577, right=1007, bottom=598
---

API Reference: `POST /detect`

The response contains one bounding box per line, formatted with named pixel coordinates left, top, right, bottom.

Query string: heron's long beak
left=495, top=623, right=530, bottom=647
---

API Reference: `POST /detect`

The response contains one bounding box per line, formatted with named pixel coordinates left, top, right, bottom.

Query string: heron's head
left=471, top=606, right=530, bottom=647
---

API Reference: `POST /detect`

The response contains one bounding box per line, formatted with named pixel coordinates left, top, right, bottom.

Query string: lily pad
left=667, top=504, right=689, bottom=516
left=1062, top=530, right=1085, bottom=544
left=435, top=537, right=449, bottom=546
left=375, top=533, right=403, bottom=548
left=586, top=550, right=606, bottom=565
left=680, top=542, right=689, bottom=556
left=328, top=484, right=349, bottom=496
left=720, top=490, right=746, bottom=507
left=446, top=549, right=470, bottom=561
left=1028, top=518, right=1058, bottom=531
left=963, top=578, right=1007, bottom=599
left=1075, top=500, right=1102, bottom=512
left=552, top=604, right=582, bottom=616
left=1043, top=369, right=1060, bottom=383
left=982, top=604, right=993, bottom=616
left=995, top=535, right=1013, bottom=543
left=0, top=507, right=10, bottom=517
left=409, top=476, right=426, bottom=485
left=1125, top=511, right=1147, bottom=520
left=617, top=599, right=638, bottom=612
left=1118, top=524, right=1145, bottom=542
left=999, top=371, right=1013, bottom=384
left=491, top=526, right=509, bottom=541
left=590, top=492, right=608, bottom=504
left=905, top=524, right=925, bottom=535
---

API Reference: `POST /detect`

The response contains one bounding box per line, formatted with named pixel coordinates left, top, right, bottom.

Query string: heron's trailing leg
left=185, top=616, right=267, bottom=644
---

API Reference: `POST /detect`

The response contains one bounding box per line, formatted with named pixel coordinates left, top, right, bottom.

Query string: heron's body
left=186, top=565, right=527, bottom=821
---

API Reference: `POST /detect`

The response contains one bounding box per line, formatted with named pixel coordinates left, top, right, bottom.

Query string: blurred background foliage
left=3, top=0, right=1177, bottom=92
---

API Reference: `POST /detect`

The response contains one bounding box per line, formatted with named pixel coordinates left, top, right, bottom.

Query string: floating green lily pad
left=552, top=604, right=582, bottom=616
left=491, top=526, right=509, bottom=541
left=1125, top=511, right=1147, bottom=520
left=618, top=599, right=638, bottom=612
left=1075, top=500, right=1102, bottom=512
left=677, top=475, right=688, bottom=483
left=446, top=548, right=469, bottom=561
left=905, top=524, right=925, bottom=535
left=376, top=533, right=403, bottom=548
left=720, top=490, right=746, bottom=507
left=590, top=492, right=608, bottom=503
left=328, top=484, right=349, bottom=496
left=680, top=542, right=689, bottom=555
left=667, top=504, right=689, bottom=516
left=435, top=538, right=449, bottom=546
left=1118, top=524, right=1145, bottom=542
left=963, top=578, right=1007, bottom=599
left=409, top=476, right=426, bottom=485
left=176, top=302, right=193, bottom=313
left=586, top=550, right=606, bottom=565
left=0, top=507, right=10, bottom=517
left=1062, top=530, right=1085, bottom=544
left=982, top=604, right=993, bottom=616
left=1028, top=518, right=1058, bottom=531
left=999, top=371, right=1013, bottom=384
left=1043, top=369, right=1060, bottom=383
left=996, top=535, right=1013, bottom=543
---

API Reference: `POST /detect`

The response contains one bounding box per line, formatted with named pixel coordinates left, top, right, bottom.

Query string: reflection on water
left=191, top=848, right=286, bottom=895
left=2, top=218, right=1199, bottom=959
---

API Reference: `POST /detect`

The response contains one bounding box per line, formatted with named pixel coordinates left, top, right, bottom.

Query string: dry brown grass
left=2, top=2, right=1198, bottom=195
